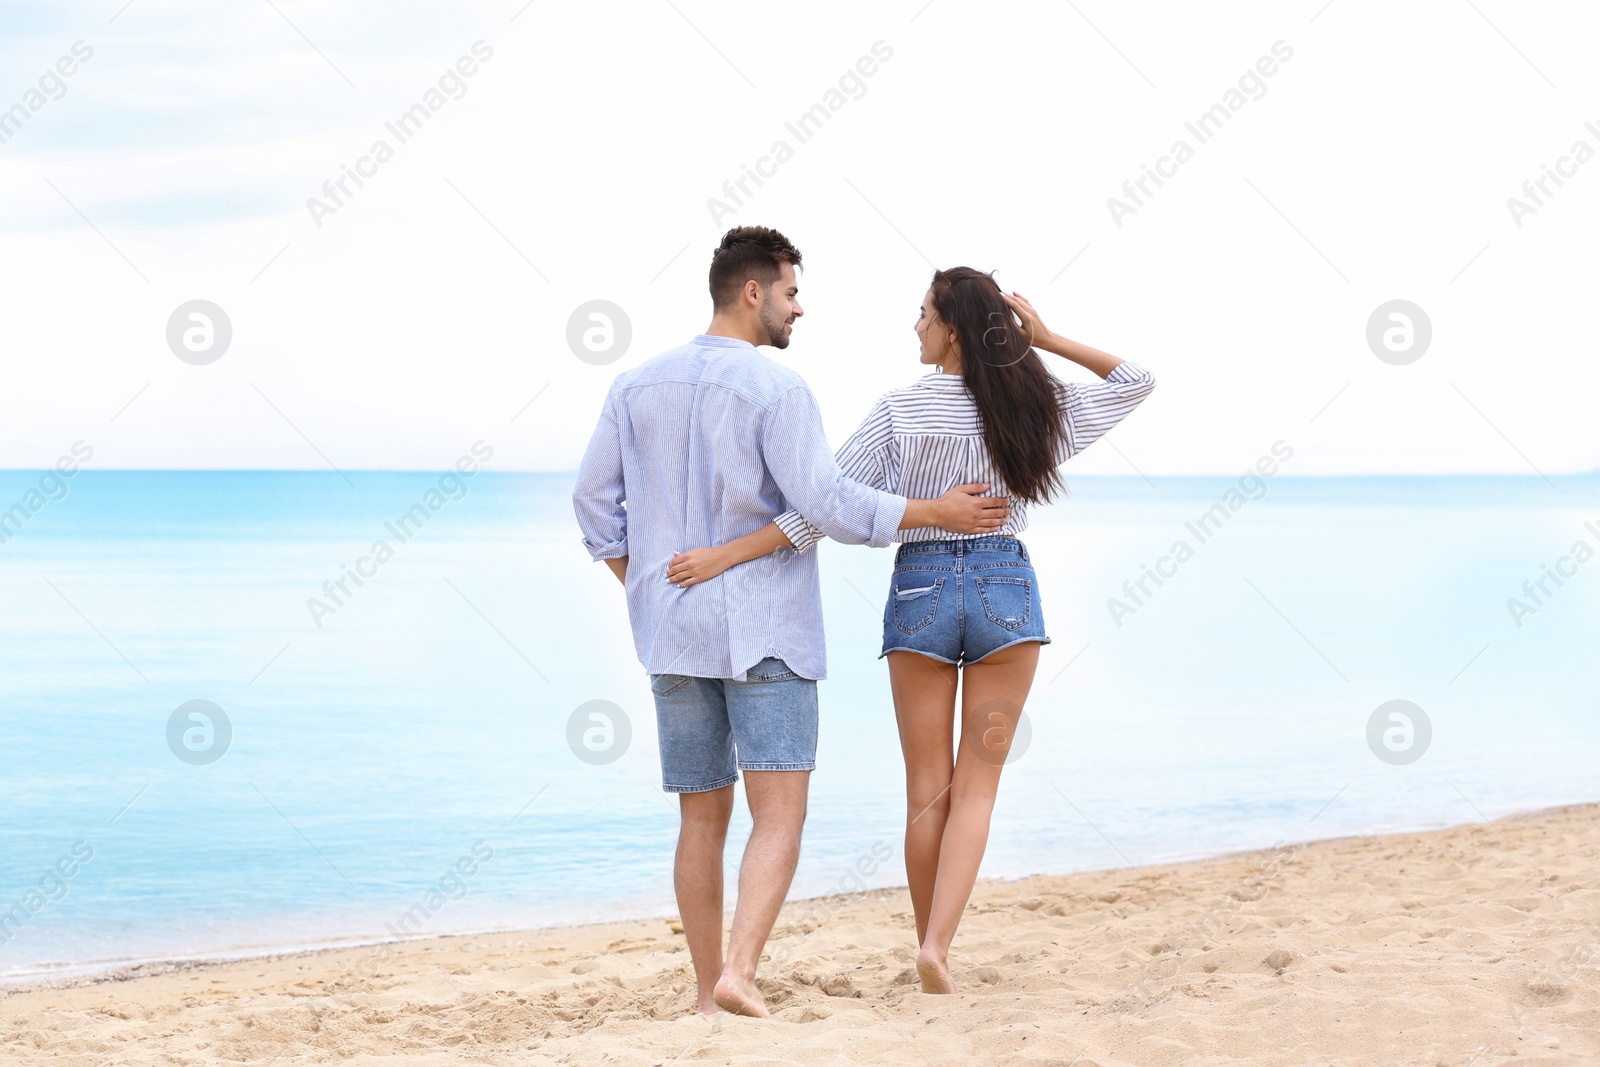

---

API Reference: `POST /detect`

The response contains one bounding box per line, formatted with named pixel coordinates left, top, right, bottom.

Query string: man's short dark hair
left=708, top=226, right=802, bottom=310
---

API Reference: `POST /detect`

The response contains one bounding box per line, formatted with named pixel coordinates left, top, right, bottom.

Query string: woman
left=664, top=267, right=1156, bottom=993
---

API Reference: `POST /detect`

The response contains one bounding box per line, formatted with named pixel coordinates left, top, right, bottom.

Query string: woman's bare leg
left=917, top=641, right=1040, bottom=992
left=886, top=651, right=958, bottom=947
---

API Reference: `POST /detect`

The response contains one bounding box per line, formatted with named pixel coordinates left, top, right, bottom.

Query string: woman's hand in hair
left=1007, top=291, right=1127, bottom=378
left=1002, top=291, right=1055, bottom=351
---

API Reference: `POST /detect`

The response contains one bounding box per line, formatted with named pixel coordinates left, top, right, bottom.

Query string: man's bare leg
left=676, top=785, right=734, bottom=1013
left=713, top=770, right=810, bottom=1017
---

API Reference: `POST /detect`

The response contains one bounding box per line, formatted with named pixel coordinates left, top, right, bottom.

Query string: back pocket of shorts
left=892, top=578, right=944, bottom=636
left=748, top=658, right=798, bottom=683
left=975, top=577, right=1031, bottom=632
left=650, top=674, right=691, bottom=697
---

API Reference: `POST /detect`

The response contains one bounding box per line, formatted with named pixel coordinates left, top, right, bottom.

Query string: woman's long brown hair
left=929, top=267, right=1068, bottom=505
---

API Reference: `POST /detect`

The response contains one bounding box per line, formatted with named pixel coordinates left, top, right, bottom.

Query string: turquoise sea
left=1, top=470, right=1596, bottom=983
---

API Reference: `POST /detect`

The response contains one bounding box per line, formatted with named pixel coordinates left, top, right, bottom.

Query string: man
left=572, top=225, right=1010, bottom=1017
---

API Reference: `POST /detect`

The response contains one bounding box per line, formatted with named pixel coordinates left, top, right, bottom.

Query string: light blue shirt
left=572, top=334, right=908, bottom=681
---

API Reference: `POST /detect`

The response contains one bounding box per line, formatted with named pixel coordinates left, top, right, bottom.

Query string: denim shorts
left=881, top=536, right=1052, bottom=665
left=648, top=656, right=818, bottom=793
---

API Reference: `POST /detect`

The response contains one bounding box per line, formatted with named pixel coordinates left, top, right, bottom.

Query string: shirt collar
left=692, top=333, right=756, bottom=351
left=919, top=372, right=968, bottom=386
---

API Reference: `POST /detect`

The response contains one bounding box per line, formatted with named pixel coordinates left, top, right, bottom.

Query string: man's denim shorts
left=648, top=656, right=818, bottom=793
left=880, top=536, right=1053, bottom=665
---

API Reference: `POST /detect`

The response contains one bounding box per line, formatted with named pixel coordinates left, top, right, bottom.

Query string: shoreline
left=6, top=800, right=1597, bottom=1065
left=5, top=800, right=1594, bottom=997
left=0, top=810, right=1506, bottom=993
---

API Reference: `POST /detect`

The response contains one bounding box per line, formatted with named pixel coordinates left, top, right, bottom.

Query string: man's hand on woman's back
left=901, top=483, right=1012, bottom=535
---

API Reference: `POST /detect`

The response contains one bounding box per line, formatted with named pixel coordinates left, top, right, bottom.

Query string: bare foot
left=916, top=951, right=955, bottom=994
left=713, top=973, right=769, bottom=1017
left=696, top=999, right=719, bottom=1015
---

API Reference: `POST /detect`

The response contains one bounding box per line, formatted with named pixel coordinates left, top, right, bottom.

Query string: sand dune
left=5, top=803, right=1598, bottom=1065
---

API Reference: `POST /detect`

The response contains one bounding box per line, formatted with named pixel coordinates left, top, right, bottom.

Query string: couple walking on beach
left=572, top=226, right=1155, bottom=1016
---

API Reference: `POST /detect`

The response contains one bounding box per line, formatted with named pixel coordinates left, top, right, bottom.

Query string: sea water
left=0, top=471, right=1595, bottom=982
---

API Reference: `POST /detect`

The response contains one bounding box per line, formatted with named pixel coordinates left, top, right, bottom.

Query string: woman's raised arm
left=1003, top=291, right=1156, bottom=460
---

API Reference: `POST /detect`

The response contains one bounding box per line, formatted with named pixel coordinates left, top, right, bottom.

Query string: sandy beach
left=5, top=803, right=1597, bottom=1066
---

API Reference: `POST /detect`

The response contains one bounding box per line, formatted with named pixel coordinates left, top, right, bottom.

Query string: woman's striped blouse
left=772, top=361, right=1156, bottom=552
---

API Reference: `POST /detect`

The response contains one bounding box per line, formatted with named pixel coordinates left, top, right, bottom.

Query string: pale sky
left=1, top=0, right=1595, bottom=475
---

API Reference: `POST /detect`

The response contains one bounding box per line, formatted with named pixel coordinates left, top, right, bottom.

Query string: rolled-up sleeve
left=763, top=387, right=904, bottom=548
left=1055, top=361, right=1157, bottom=462
left=771, top=394, right=895, bottom=555
left=772, top=508, right=823, bottom=554
left=572, top=383, right=629, bottom=560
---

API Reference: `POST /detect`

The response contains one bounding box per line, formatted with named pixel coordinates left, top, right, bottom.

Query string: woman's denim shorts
left=880, top=536, right=1052, bottom=665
